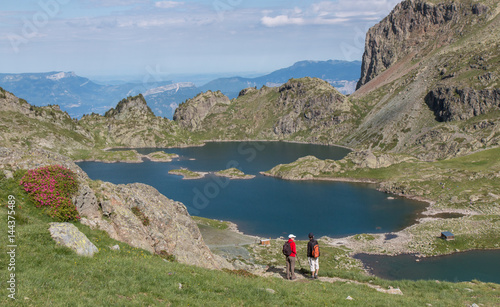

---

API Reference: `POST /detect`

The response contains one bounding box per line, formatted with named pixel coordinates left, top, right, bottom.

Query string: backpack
left=282, top=241, right=292, bottom=256
left=311, top=243, right=319, bottom=258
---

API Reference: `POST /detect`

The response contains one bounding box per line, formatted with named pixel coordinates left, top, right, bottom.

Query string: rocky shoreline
left=260, top=171, right=377, bottom=183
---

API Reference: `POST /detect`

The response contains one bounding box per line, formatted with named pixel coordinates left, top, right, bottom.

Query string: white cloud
left=261, top=15, right=304, bottom=27
left=261, top=0, right=401, bottom=28
left=312, top=17, right=350, bottom=25
left=65, top=103, right=82, bottom=108
left=155, top=1, right=184, bottom=9
left=169, top=102, right=178, bottom=110
left=85, top=0, right=149, bottom=8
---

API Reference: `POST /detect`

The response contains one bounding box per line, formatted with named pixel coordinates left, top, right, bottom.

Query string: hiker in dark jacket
left=286, top=234, right=297, bottom=280
left=307, top=232, right=320, bottom=279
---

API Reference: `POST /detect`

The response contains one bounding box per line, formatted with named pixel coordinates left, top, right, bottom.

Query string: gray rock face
left=425, top=87, right=500, bottom=121
left=104, top=94, right=154, bottom=120
left=273, top=78, right=349, bottom=137
left=357, top=0, right=489, bottom=89
left=83, top=182, right=230, bottom=269
left=73, top=184, right=100, bottom=219
left=49, top=222, right=98, bottom=257
left=173, top=90, right=230, bottom=130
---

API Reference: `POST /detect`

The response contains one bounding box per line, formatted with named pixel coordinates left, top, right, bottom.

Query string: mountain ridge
left=200, top=60, right=361, bottom=98
left=0, top=60, right=361, bottom=119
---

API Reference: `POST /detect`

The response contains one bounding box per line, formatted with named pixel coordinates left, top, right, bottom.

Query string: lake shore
left=260, top=172, right=378, bottom=184
left=76, top=140, right=353, bottom=163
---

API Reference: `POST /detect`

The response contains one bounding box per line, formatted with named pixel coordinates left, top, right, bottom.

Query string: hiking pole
left=296, top=255, right=303, bottom=270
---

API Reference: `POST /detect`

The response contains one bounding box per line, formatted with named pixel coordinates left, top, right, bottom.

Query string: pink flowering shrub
left=20, top=165, right=80, bottom=221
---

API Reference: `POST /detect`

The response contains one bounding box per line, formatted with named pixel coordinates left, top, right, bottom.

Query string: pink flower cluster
left=20, top=165, right=80, bottom=221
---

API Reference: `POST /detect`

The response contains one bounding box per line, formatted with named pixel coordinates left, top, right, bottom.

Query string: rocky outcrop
left=0, top=88, right=94, bottom=152
left=173, top=90, right=230, bottom=130
left=262, top=155, right=335, bottom=180
left=177, top=77, right=354, bottom=143
left=83, top=182, right=229, bottom=269
left=0, top=147, right=230, bottom=270
left=262, top=151, right=415, bottom=180
left=357, top=0, right=490, bottom=89
left=0, top=89, right=189, bottom=154
left=273, top=78, right=350, bottom=137
left=49, top=222, right=98, bottom=257
left=425, top=87, right=500, bottom=121
left=347, top=150, right=415, bottom=169
left=79, top=95, right=187, bottom=148
left=104, top=94, right=154, bottom=120
left=73, top=184, right=100, bottom=219
left=344, top=0, right=500, bottom=159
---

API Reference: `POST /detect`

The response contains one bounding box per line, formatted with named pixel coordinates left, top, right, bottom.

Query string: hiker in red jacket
left=285, top=234, right=297, bottom=280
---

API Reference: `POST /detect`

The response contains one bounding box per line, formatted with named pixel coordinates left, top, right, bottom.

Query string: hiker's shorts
left=308, top=257, right=319, bottom=271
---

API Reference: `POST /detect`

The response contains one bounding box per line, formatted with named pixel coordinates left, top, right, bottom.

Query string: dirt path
left=256, top=265, right=403, bottom=295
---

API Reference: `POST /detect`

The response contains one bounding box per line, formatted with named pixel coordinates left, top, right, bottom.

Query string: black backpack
left=282, top=241, right=292, bottom=256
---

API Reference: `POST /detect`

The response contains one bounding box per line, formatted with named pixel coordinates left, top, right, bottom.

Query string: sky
left=1, top=0, right=401, bottom=80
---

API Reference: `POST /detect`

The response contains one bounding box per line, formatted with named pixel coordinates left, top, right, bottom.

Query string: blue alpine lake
left=355, top=250, right=500, bottom=284
left=77, top=142, right=427, bottom=240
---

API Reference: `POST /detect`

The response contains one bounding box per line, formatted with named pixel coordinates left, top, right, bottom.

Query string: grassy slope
left=1, top=173, right=499, bottom=306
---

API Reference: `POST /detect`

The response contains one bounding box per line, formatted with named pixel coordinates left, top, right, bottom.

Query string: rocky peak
left=104, top=94, right=155, bottom=120
left=356, top=0, right=491, bottom=89
left=173, top=90, right=230, bottom=131
left=273, top=78, right=351, bottom=137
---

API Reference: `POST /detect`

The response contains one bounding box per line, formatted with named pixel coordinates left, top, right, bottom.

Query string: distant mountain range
left=0, top=60, right=361, bottom=119
left=200, top=60, right=361, bottom=98
left=0, top=71, right=192, bottom=118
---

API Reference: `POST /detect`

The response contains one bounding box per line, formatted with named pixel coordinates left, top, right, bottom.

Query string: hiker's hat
left=288, top=234, right=296, bottom=238
left=308, top=232, right=314, bottom=238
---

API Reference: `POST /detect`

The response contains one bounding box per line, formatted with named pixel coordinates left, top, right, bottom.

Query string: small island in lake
left=168, top=168, right=207, bottom=179
left=214, top=168, right=255, bottom=179
left=144, top=151, right=179, bottom=162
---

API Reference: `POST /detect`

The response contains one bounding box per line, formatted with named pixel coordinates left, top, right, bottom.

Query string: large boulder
left=49, top=223, right=98, bottom=257
left=82, top=182, right=231, bottom=269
